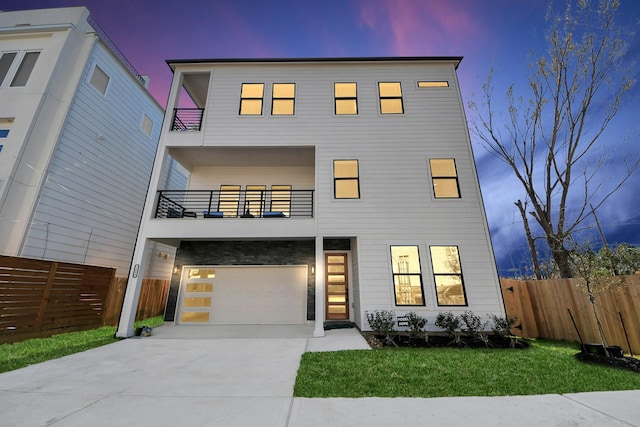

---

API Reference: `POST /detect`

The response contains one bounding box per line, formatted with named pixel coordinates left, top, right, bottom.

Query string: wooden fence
left=1, top=255, right=171, bottom=343
left=0, top=255, right=115, bottom=344
left=501, top=275, right=640, bottom=354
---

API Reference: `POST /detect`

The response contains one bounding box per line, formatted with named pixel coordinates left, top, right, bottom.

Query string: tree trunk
left=549, top=239, right=572, bottom=278
left=516, top=200, right=542, bottom=279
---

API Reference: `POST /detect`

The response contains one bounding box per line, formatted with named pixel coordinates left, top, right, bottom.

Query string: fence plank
left=501, top=275, right=640, bottom=354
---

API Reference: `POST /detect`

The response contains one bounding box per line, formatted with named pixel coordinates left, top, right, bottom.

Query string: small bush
left=490, top=314, right=518, bottom=338
left=406, top=311, right=428, bottom=341
left=435, top=311, right=463, bottom=345
left=460, top=310, right=490, bottom=346
left=366, top=310, right=397, bottom=346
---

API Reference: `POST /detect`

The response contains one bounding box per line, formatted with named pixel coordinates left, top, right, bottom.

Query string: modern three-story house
left=117, top=57, right=505, bottom=337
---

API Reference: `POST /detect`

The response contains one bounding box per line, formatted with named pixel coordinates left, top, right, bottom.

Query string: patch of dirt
left=575, top=352, right=640, bottom=373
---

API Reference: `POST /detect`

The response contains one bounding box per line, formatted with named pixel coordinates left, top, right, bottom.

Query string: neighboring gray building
left=117, top=57, right=505, bottom=337
left=0, top=7, right=184, bottom=279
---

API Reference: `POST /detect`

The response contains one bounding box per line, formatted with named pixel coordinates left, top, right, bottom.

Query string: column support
left=115, top=240, right=150, bottom=338
left=313, top=236, right=325, bottom=337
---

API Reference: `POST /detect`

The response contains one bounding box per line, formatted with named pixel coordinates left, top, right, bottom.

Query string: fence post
left=34, top=261, right=57, bottom=332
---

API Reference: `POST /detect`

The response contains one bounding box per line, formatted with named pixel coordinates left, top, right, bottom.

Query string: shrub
left=490, top=314, right=518, bottom=338
left=406, top=311, right=428, bottom=341
left=460, top=310, right=490, bottom=346
left=435, top=311, right=463, bottom=345
left=366, top=310, right=397, bottom=346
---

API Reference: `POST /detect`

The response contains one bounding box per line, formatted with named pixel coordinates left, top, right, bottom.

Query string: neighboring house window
left=334, top=82, right=357, bottom=115
left=333, top=159, right=360, bottom=199
left=272, top=83, right=295, bottom=115
left=270, top=185, right=291, bottom=216
left=0, top=52, right=17, bottom=85
left=10, top=52, right=40, bottom=87
left=239, top=83, right=264, bottom=115
left=0, top=129, right=9, bottom=138
left=418, top=81, right=449, bottom=88
left=379, top=82, right=403, bottom=114
left=89, top=65, right=110, bottom=95
left=429, top=158, right=460, bottom=198
left=430, top=246, right=467, bottom=306
left=141, top=114, right=153, bottom=137
left=390, top=246, right=425, bottom=306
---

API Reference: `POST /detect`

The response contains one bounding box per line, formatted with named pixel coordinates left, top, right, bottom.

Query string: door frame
left=323, top=250, right=352, bottom=322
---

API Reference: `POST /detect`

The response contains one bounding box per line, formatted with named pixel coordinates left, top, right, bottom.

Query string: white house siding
left=188, top=166, right=314, bottom=190
left=21, top=41, right=164, bottom=277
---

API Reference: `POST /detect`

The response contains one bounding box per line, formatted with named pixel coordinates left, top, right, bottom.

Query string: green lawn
left=0, top=316, right=164, bottom=373
left=294, top=340, right=640, bottom=397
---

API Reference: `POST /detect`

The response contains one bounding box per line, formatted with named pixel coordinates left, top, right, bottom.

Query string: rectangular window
left=418, top=81, right=449, bottom=88
left=270, top=185, right=291, bottom=216
left=0, top=130, right=9, bottom=138
left=272, top=83, right=295, bottom=115
left=244, top=185, right=266, bottom=216
left=430, top=158, right=460, bottom=198
left=0, top=52, right=17, bottom=86
left=379, top=82, right=403, bottom=114
left=89, top=64, right=110, bottom=95
left=218, top=185, right=241, bottom=217
left=10, top=52, right=40, bottom=87
left=141, top=114, right=153, bottom=137
left=334, top=82, right=357, bottom=115
left=430, top=246, right=467, bottom=306
left=333, top=159, right=360, bottom=199
left=390, top=246, right=425, bottom=306
left=239, top=83, right=264, bottom=115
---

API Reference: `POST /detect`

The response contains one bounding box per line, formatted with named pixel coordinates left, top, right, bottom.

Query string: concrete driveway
left=1, top=325, right=639, bottom=426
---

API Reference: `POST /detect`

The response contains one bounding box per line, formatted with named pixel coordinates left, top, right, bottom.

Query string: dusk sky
left=4, top=0, right=640, bottom=276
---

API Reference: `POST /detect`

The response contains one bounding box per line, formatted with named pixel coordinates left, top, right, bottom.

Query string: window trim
left=140, top=113, right=153, bottom=137
left=0, top=51, right=18, bottom=87
left=239, top=83, right=265, bottom=115
left=429, top=158, right=461, bottom=199
left=390, top=245, right=426, bottom=307
left=334, top=82, right=358, bottom=115
left=271, top=83, right=296, bottom=115
left=430, top=245, right=468, bottom=307
left=333, top=159, right=360, bottom=199
left=378, top=81, right=404, bottom=114
left=88, top=64, right=110, bottom=95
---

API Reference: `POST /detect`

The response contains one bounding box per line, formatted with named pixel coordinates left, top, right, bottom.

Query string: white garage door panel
left=180, top=265, right=307, bottom=325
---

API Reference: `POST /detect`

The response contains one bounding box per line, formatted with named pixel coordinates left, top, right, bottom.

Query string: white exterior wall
left=122, top=58, right=504, bottom=334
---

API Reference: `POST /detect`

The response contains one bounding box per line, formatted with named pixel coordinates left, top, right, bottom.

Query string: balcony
left=171, top=108, right=204, bottom=131
left=155, top=189, right=314, bottom=219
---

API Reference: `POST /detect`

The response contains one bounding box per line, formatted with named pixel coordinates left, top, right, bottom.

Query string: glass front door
left=325, top=253, right=349, bottom=320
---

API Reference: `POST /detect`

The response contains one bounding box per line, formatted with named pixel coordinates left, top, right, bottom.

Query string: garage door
left=177, top=265, right=307, bottom=325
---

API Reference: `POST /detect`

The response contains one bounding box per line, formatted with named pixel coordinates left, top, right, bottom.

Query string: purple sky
left=4, top=0, right=640, bottom=276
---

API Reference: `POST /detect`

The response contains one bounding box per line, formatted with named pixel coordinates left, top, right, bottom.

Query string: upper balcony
left=168, top=71, right=209, bottom=134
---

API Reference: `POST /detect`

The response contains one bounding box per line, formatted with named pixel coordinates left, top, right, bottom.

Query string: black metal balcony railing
left=155, top=190, right=314, bottom=219
left=171, top=108, right=205, bottom=131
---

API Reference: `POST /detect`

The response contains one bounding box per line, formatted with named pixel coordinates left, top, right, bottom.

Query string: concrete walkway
left=1, top=325, right=638, bottom=426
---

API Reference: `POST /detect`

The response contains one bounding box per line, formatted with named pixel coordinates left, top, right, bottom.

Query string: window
left=239, top=83, right=264, bottom=115
left=430, top=246, right=467, bottom=306
left=429, top=158, right=460, bottom=198
left=379, top=82, right=403, bottom=114
left=270, top=185, right=291, bottom=216
left=89, top=65, right=110, bottom=95
left=0, top=117, right=12, bottom=138
left=272, top=83, right=295, bottom=115
left=0, top=130, right=8, bottom=138
left=390, top=246, right=425, bottom=306
left=0, top=52, right=17, bottom=86
left=418, top=81, right=449, bottom=88
left=10, top=52, right=39, bottom=87
left=141, top=114, right=153, bottom=137
left=333, top=160, right=359, bottom=199
left=334, top=83, right=357, bottom=115
left=218, top=185, right=241, bottom=217
left=244, top=185, right=266, bottom=216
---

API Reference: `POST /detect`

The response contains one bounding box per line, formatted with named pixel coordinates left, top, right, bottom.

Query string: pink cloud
left=355, top=0, right=487, bottom=56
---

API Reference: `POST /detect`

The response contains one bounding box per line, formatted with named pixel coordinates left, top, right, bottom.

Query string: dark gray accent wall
left=166, top=240, right=315, bottom=321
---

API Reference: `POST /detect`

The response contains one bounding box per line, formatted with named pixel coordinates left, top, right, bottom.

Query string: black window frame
left=429, top=158, right=461, bottom=199
left=271, top=83, right=296, bottom=115
left=334, top=82, right=358, bottom=115
left=430, top=245, right=468, bottom=307
left=390, top=245, right=426, bottom=306
left=378, top=81, right=404, bottom=114
left=333, top=159, right=360, bottom=199
left=239, top=83, right=265, bottom=115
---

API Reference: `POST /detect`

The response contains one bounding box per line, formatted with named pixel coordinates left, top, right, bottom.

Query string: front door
left=325, top=253, right=349, bottom=320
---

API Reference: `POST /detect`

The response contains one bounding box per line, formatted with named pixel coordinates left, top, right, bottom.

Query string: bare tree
left=469, top=0, right=638, bottom=278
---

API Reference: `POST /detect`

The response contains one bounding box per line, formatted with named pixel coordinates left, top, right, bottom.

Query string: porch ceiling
left=168, top=146, right=315, bottom=169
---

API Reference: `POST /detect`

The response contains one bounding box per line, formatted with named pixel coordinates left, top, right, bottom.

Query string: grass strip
left=0, top=316, right=164, bottom=373
left=294, top=339, right=640, bottom=397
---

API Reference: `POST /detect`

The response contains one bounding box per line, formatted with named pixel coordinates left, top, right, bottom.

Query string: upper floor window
left=429, top=158, right=460, bottom=198
left=89, top=65, right=110, bottom=95
left=333, top=159, right=360, bottom=199
left=379, top=82, right=403, bottom=114
left=430, top=246, right=467, bottom=306
left=239, top=83, right=264, bottom=115
left=390, top=245, right=425, bottom=306
left=0, top=52, right=17, bottom=86
left=272, top=83, right=295, bottom=115
left=141, top=114, right=153, bottom=137
left=418, top=81, right=449, bottom=88
left=0, top=51, right=40, bottom=87
left=334, top=83, right=357, bottom=115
